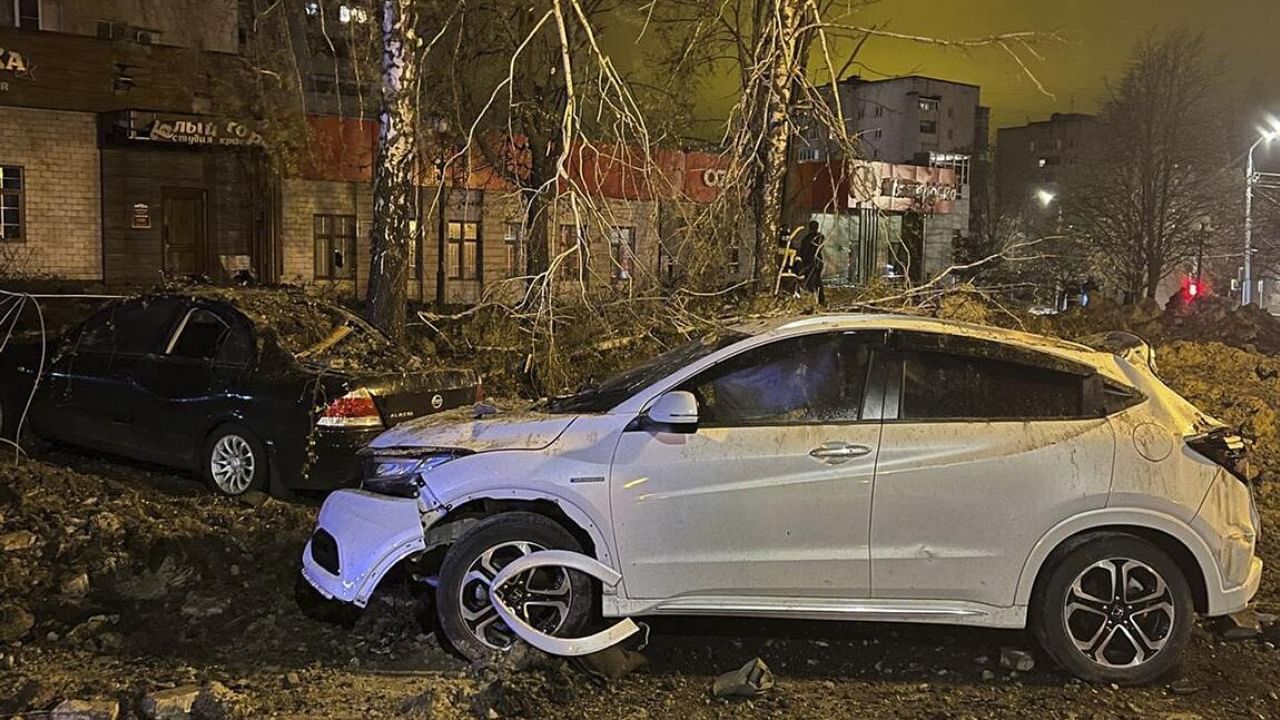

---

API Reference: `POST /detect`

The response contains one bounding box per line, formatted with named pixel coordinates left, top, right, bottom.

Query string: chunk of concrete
left=1215, top=609, right=1263, bottom=640
left=998, top=647, right=1035, bottom=673
left=51, top=698, right=120, bottom=720
left=141, top=685, right=201, bottom=720
left=712, top=658, right=775, bottom=699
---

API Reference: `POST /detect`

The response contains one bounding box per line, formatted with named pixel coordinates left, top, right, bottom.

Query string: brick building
left=0, top=0, right=269, bottom=286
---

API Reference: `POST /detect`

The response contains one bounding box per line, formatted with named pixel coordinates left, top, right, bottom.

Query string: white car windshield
left=545, top=331, right=749, bottom=413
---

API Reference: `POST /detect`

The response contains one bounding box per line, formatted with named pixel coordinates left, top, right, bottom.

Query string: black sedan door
left=46, top=298, right=184, bottom=455
left=129, top=303, right=255, bottom=467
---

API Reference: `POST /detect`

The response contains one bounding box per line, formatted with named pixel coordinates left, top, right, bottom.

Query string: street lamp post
left=431, top=116, right=450, bottom=307
left=1243, top=122, right=1280, bottom=306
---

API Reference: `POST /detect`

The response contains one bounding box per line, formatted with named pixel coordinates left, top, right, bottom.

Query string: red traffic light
left=1187, top=281, right=1199, bottom=298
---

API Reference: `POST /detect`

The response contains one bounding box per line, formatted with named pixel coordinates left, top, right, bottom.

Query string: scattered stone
left=981, top=669, right=996, bottom=681
left=141, top=685, right=201, bottom=720
left=974, top=655, right=989, bottom=665
left=712, top=658, right=774, bottom=699
left=60, top=572, right=91, bottom=597
left=91, top=512, right=123, bottom=537
left=998, top=647, right=1035, bottom=673
left=191, top=681, right=246, bottom=720
left=283, top=672, right=302, bottom=689
left=50, top=698, right=120, bottom=720
left=1168, top=679, right=1207, bottom=696
left=67, top=615, right=117, bottom=645
left=236, top=491, right=269, bottom=508
left=574, top=644, right=647, bottom=681
left=181, top=594, right=229, bottom=619
left=820, top=680, right=836, bottom=691
left=0, top=603, right=34, bottom=642
left=0, top=530, right=37, bottom=551
left=1215, top=608, right=1263, bottom=639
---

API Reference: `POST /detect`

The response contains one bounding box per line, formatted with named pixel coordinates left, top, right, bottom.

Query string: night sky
left=617, top=0, right=1280, bottom=136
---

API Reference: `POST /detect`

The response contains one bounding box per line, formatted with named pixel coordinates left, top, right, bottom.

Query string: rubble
left=998, top=648, right=1035, bottom=673
left=50, top=698, right=120, bottom=720
left=141, top=685, right=201, bottom=720
left=190, top=681, right=248, bottom=720
left=0, top=529, right=37, bottom=551
left=0, top=602, right=34, bottom=642
left=712, top=658, right=775, bottom=699
left=1214, top=608, right=1264, bottom=640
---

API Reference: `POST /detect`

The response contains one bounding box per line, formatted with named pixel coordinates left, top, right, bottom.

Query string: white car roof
left=733, top=313, right=1112, bottom=372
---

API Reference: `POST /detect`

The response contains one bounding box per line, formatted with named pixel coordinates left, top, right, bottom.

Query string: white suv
left=301, top=315, right=1261, bottom=684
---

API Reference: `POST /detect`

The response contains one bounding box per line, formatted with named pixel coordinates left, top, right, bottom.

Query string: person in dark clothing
left=795, top=221, right=826, bottom=303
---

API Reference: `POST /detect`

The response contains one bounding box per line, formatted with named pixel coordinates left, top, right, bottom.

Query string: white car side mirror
left=646, top=390, right=699, bottom=433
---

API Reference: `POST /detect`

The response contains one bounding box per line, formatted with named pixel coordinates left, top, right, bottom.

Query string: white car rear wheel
left=1033, top=534, right=1193, bottom=685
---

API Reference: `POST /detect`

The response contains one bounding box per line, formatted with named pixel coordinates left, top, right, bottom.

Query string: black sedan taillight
left=310, top=529, right=340, bottom=574
left=1186, top=428, right=1253, bottom=482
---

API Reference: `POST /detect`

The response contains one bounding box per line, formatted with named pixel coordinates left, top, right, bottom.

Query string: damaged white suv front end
left=301, top=315, right=1262, bottom=685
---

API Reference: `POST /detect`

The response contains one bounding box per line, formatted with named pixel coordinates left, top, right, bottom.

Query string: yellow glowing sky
left=613, top=0, right=1280, bottom=133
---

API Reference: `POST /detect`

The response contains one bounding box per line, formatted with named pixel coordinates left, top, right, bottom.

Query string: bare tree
left=1066, top=31, right=1232, bottom=301
left=365, top=0, right=420, bottom=341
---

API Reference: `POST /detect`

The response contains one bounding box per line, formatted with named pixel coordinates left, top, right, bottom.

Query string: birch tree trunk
left=752, top=0, right=804, bottom=292
left=365, top=0, right=418, bottom=343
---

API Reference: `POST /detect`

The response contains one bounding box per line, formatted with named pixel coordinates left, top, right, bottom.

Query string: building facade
left=0, top=0, right=273, bottom=286
left=995, top=112, right=1099, bottom=216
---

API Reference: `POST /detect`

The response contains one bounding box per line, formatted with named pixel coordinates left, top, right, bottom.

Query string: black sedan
left=0, top=290, right=480, bottom=496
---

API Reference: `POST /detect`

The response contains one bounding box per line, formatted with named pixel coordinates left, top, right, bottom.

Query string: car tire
left=203, top=423, right=268, bottom=497
left=1032, top=533, right=1194, bottom=685
left=436, top=512, right=596, bottom=661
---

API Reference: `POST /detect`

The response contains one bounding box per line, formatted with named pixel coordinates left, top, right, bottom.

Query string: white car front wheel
left=436, top=512, right=596, bottom=660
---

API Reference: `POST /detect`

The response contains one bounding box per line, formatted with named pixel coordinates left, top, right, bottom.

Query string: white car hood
left=369, top=406, right=577, bottom=453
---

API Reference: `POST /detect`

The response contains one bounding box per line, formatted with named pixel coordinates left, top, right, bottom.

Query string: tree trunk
left=752, top=0, right=804, bottom=293
left=365, top=0, right=419, bottom=343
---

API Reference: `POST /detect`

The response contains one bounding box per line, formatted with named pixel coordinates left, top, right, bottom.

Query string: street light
left=1243, top=117, right=1280, bottom=306
left=1035, top=188, right=1056, bottom=207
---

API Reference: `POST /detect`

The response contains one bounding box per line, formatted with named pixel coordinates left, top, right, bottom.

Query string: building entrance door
left=162, top=188, right=207, bottom=277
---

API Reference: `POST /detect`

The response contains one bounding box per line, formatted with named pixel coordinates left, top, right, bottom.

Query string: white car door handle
left=809, top=442, right=872, bottom=464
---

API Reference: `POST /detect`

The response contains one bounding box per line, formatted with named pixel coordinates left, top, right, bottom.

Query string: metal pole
left=435, top=153, right=447, bottom=307
left=1244, top=143, right=1255, bottom=306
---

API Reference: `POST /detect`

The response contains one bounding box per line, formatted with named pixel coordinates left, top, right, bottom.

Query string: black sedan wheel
left=204, top=424, right=267, bottom=496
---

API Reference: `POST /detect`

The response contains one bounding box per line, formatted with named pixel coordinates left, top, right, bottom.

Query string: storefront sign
left=0, top=49, right=30, bottom=75
left=847, top=161, right=959, bottom=214
left=127, top=111, right=264, bottom=147
left=130, top=203, right=151, bottom=229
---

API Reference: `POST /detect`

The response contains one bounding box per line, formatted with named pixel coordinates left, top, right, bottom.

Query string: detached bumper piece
left=488, top=550, right=642, bottom=657
left=300, top=489, right=426, bottom=607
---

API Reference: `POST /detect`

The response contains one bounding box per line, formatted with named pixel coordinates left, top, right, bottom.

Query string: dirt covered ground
left=5, top=298, right=1280, bottom=718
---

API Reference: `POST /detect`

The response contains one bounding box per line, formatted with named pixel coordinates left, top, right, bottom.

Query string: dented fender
left=301, top=489, right=435, bottom=607
left=488, top=550, right=641, bottom=656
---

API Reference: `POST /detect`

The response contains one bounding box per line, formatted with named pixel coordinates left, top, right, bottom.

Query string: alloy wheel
left=458, top=540, right=572, bottom=650
left=1062, top=558, right=1176, bottom=669
left=210, top=434, right=257, bottom=495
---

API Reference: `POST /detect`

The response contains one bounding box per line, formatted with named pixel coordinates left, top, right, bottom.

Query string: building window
left=503, top=222, right=523, bottom=278
left=0, top=166, right=23, bottom=241
left=560, top=224, right=588, bottom=278
left=727, top=244, right=741, bottom=276
left=446, top=221, right=480, bottom=280
left=15, top=0, right=39, bottom=28
left=314, top=214, right=356, bottom=280
left=608, top=226, right=636, bottom=281
left=338, top=4, right=369, bottom=23
left=919, top=120, right=938, bottom=135
left=874, top=106, right=884, bottom=118
left=917, top=97, right=940, bottom=112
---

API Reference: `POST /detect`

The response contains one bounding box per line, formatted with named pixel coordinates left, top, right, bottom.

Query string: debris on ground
left=574, top=643, right=649, bottom=681
left=50, top=698, right=120, bottom=720
left=1214, top=608, right=1265, bottom=640
left=998, top=648, right=1035, bottom=673
left=140, top=685, right=201, bottom=719
left=712, top=657, right=776, bottom=699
